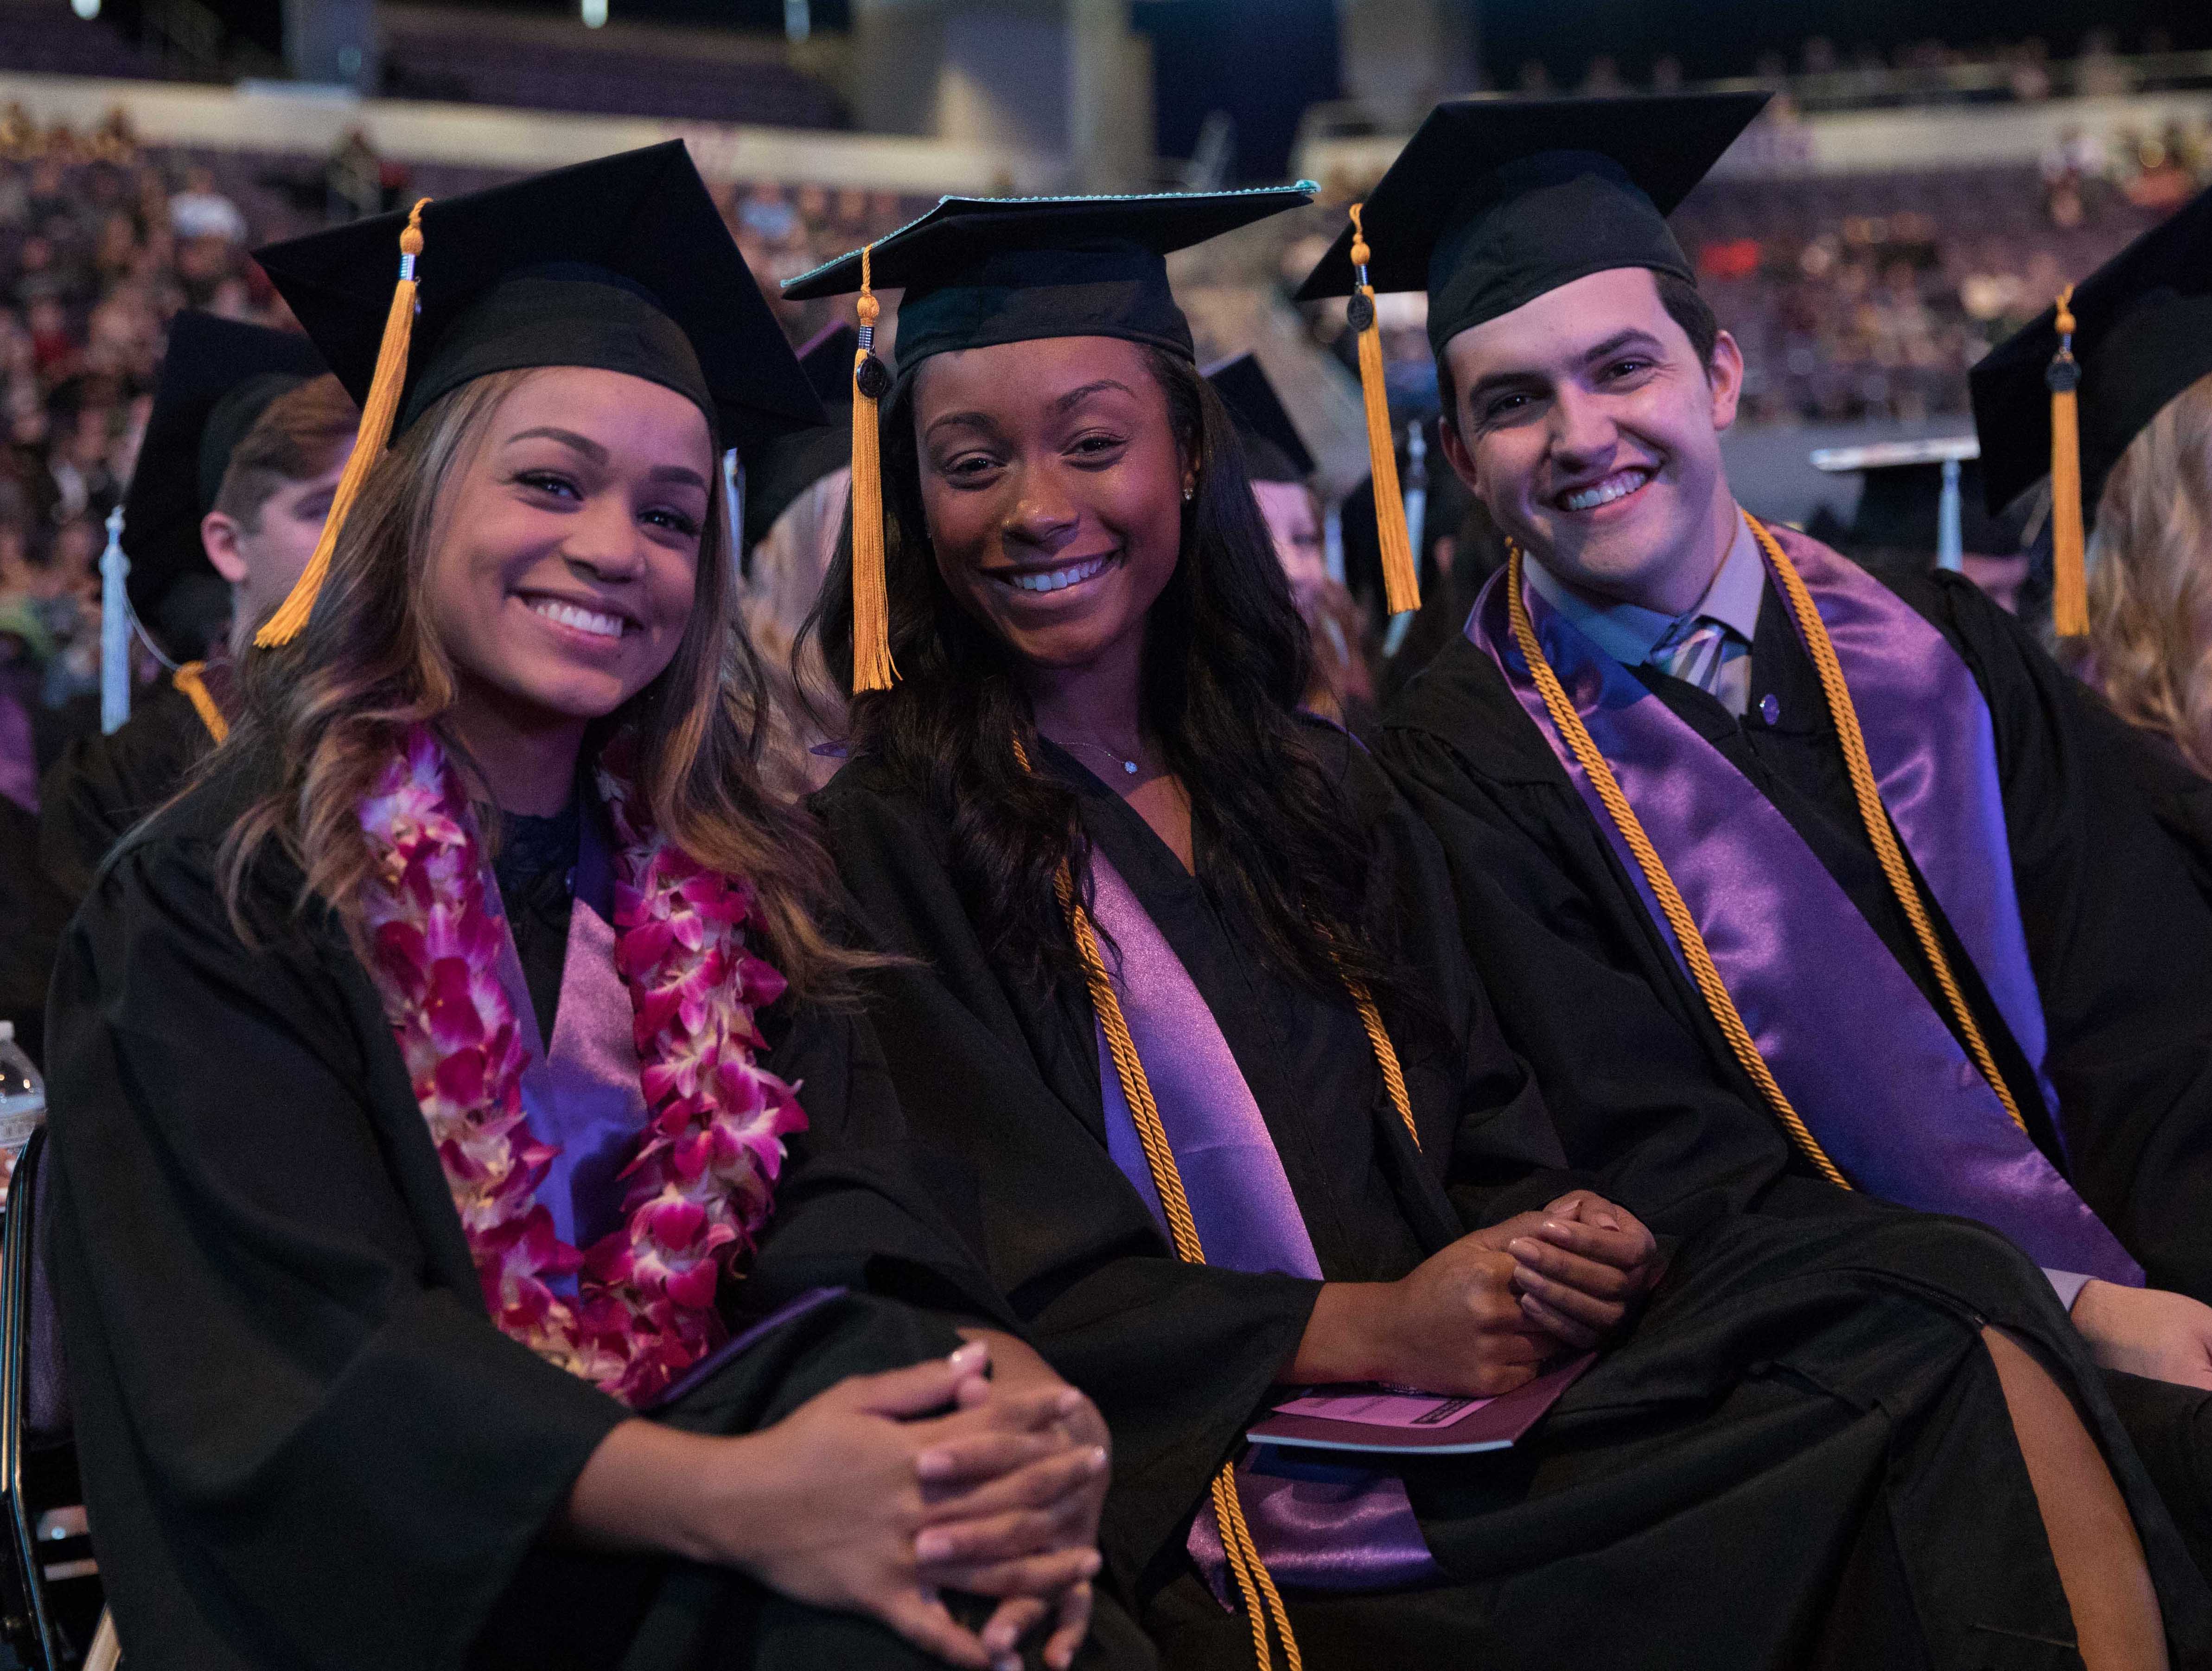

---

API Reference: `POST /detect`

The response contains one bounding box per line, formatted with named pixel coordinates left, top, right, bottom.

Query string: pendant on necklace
left=1123, top=760, right=1139, bottom=775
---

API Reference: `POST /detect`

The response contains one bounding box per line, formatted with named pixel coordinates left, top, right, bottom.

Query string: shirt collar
left=1524, top=509, right=1766, bottom=667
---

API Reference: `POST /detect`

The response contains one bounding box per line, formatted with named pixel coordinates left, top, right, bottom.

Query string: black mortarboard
left=797, top=321, right=860, bottom=408
left=1205, top=352, right=1314, bottom=481
left=742, top=320, right=859, bottom=552
left=1810, top=438, right=2014, bottom=561
left=1293, top=93, right=1767, bottom=357
left=782, top=184, right=1316, bottom=369
left=1291, top=94, right=1766, bottom=623
left=122, top=311, right=326, bottom=660
left=249, top=142, right=823, bottom=647
left=1970, top=184, right=2212, bottom=566
left=782, top=185, right=1316, bottom=692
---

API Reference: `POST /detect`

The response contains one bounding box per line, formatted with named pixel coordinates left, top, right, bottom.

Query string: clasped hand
left=564, top=1334, right=1108, bottom=1671
left=1296, top=1190, right=1659, bottom=1398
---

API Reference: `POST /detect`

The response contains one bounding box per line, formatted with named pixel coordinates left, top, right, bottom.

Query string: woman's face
left=1250, top=479, right=1326, bottom=614
left=913, top=335, right=1190, bottom=673
left=423, top=366, right=714, bottom=728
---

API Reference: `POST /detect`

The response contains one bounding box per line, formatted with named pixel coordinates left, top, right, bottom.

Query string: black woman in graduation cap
left=39, top=144, right=1146, bottom=1671
left=778, top=178, right=2176, bottom=1668
left=1334, top=92, right=2212, bottom=1658
left=1974, top=182, right=2212, bottom=911
left=37, top=310, right=357, bottom=910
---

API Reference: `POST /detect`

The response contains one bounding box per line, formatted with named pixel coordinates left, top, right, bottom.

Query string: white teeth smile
left=529, top=598, right=626, bottom=639
left=1008, top=554, right=1112, bottom=594
left=1561, top=470, right=1652, bottom=512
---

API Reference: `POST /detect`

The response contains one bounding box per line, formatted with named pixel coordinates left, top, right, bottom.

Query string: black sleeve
left=1935, top=576, right=2212, bottom=1301
left=1378, top=712, right=1817, bottom=1243
left=750, top=999, right=1023, bottom=1330
left=45, top=837, right=627, bottom=1671
left=1359, top=772, right=1597, bottom=1233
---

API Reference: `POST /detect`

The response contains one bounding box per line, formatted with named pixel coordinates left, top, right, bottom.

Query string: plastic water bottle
left=0, top=1021, right=44, bottom=1209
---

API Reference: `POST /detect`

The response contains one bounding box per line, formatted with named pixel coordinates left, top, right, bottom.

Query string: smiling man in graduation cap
left=1312, top=92, right=2212, bottom=1620
left=37, top=311, right=356, bottom=910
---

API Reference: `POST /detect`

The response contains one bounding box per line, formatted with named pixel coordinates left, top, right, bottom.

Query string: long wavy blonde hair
left=2081, top=371, right=2212, bottom=776
left=220, top=366, right=867, bottom=998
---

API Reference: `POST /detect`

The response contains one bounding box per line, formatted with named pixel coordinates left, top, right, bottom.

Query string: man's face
left=1437, top=267, right=1744, bottom=614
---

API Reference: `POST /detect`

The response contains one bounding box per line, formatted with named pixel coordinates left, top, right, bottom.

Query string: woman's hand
left=2070, top=1280, right=2212, bottom=1389
left=917, top=1331, right=1111, bottom=1670
left=1473, top=1190, right=1661, bottom=1351
left=1292, top=1240, right=1555, bottom=1398
left=561, top=1341, right=1102, bottom=1670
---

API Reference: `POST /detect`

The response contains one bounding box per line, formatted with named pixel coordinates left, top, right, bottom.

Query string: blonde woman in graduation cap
left=40, top=146, right=1149, bottom=1671
left=1975, top=182, right=2212, bottom=908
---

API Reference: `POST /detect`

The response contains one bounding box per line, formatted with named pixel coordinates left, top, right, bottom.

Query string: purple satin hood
left=1470, top=527, right=2141, bottom=1286
left=1085, top=849, right=1442, bottom=1598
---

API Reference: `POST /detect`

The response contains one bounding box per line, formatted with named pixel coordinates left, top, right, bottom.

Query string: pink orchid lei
left=356, top=724, right=806, bottom=1407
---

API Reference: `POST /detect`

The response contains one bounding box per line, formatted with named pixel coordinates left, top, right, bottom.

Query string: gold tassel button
left=2045, top=284, right=2087, bottom=638
left=1346, top=204, right=1419, bottom=618
left=848, top=245, right=897, bottom=693
left=255, top=198, right=431, bottom=649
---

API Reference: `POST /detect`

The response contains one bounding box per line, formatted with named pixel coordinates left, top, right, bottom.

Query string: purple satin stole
left=1084, top=851, right=1441, bottom=1598
left=1469, top=528, right=2142, bottom=1285
left=485, top=811, right=838, bottom=1405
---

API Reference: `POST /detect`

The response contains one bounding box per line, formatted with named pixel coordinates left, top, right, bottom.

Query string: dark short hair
left=1437, top=267, right=1721, bottom=431
left=210, top=374, right=358, bottom=531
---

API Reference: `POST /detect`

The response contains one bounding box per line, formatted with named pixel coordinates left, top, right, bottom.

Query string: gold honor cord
left=171, top=660, right=227, bottom=744
left=1014, top=735, right=1424, bottom=1671
left=1745, top=514, right=2030, bottom=1138
left=1504, top=512, right=2033, bottom=1189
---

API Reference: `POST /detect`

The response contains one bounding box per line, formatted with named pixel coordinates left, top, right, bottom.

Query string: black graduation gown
left=8, top=673, right=222, bottom=1072
left=2106, top=712, right=2212, bottom=911
left=42, top=743, right=1150, bottom=1671
left=0, top=787, right=72, bottom=1069
left=816, top=733, right=2212, bottom=1671
left=1382, top=565, right=2212, bottom=1303
left=37, top=672, right=222, bottom=910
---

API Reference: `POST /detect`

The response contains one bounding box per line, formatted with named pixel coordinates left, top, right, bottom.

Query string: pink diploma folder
left=1246, top=1354, right=1595, bottom=1456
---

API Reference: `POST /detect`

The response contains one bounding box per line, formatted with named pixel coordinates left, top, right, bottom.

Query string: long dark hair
left=808, top=343, right=1399, bottom=1007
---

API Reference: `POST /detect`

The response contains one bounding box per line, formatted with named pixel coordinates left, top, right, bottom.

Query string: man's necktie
left=1654, top=616, right=1751, bottom=714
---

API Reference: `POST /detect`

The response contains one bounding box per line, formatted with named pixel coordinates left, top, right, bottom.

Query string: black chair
left=0, top=1128, right=111, bottom=1670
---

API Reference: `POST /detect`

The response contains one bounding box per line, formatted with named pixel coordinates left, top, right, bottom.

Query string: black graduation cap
left=1970, top=184, right=2212, bottom=531
left=249, top=142, right=824, bottom=647
left=122, top=311, right=326, bottom=660
left=1969, top=184, right=2212, bottom=635
left=796, top=321, right=860, bottom=408
left=1293, top=92, right=1767, bottom=358
left=741, top=320, right=860, bottom=552
left=782, top=185, right=1317, bottom=693
left=782, top=184, right=1316, bottom=369
left=739, top=315, right=856, bottom=556
left=1205, top=352, right=1314, bottom=481
left=258, top=142, right=820, bottom=460
left=1810, top=438, right=2014, bottom=560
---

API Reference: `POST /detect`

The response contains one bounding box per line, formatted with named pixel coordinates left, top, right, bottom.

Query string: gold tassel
left=848, top=244, right=897, bottom=693
left=1347, top=203, right=1418, bottom=617
left=2046, top=284, right=2087, bottom=638
left=255, top=198, right=431, bottom=649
